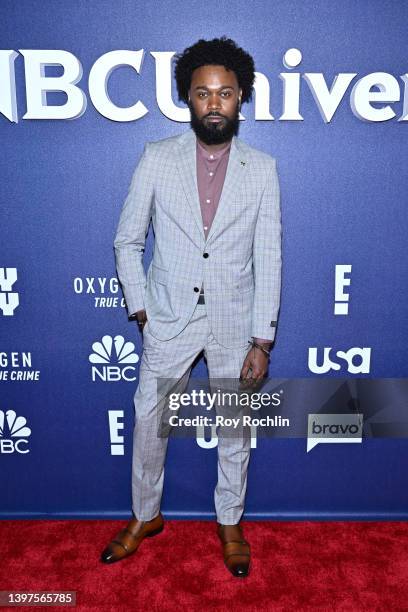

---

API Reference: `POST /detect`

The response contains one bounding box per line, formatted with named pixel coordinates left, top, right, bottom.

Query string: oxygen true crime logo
left=73, top=276, right=125, bottom=309
left=0, top=351, right=40, bottom=382
left=1, top=48, right=408, bottom=123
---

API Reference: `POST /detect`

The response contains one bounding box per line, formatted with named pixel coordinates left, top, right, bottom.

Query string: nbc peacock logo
left=0, top=410, right=31, bottom=454
left=89, top=335, right=139, bottom=382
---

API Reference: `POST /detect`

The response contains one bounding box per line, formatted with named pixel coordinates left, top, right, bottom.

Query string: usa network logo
left=89, top=335, right=139, bottom=382
left=0, top=410, right=31, bottom=454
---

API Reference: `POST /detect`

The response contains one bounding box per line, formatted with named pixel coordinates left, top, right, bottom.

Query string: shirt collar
left=196, top=137, right=231, bottom=161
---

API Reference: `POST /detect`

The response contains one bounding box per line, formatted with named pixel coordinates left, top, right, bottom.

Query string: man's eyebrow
left=193, top=85, right=235, bottom=90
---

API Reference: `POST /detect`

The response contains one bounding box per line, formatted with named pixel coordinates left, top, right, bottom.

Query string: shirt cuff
left=253, top=337, right=273, bottom=347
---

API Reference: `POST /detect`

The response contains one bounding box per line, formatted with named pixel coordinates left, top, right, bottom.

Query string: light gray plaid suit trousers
left=133, top=301, right=251, bottom=524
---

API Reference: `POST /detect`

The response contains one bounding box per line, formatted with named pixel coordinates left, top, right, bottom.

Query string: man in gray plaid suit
left=101, top=37, right=282, bottom=578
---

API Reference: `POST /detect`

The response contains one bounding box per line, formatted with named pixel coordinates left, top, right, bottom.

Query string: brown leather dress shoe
left=100, top=512, right=164, bottom=564
left=217, top=522, right=251, bottom=577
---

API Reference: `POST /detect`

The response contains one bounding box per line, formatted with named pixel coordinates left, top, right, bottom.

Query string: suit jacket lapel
left=176, top=129, right=205, bottom=242
left=175, top=128, right=248, bottom=245
left=205, top=135, right=247, bottom=244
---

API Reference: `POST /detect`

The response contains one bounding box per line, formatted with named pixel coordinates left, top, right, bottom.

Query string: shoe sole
left=145, top=524, right=164, bottom=537
left=224, top=561, right=250, bottom=578
left=100, top=522, right=164, bottom=564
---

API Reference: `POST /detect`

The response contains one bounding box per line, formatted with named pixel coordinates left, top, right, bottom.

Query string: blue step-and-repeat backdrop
left=1, top=0, right=408, bottom=519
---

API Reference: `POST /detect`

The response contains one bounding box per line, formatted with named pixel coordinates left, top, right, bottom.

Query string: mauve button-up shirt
left=196, top=137, right=269, bottom=344
left=196, top=137, right=231, bottom=242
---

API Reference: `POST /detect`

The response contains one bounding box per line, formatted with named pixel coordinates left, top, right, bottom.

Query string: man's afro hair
left=174, top=36, right=255, bottom=105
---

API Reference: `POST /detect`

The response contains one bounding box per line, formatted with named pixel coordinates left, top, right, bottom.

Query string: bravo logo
left=89, top=335, right=139, bottom=382
left=307, top=413, right=363, bottom=452
left=0, top=410, right=31, bottom=454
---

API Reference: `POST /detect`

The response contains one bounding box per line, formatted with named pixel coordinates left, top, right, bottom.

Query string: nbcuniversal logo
left=0, top=410, right=31, bottom=454
left=89, top=335, right=139, bottom=382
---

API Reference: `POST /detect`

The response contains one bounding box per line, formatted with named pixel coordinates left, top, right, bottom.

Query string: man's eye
left=198, top=92, right=207, bottom=98
left=221, top=92, right=232, bottom=97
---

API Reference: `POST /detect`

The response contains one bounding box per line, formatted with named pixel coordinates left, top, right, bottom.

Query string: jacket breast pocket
left=150, top=263, right=168, bottom=285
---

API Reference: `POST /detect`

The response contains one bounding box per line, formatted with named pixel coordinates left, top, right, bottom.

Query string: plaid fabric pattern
left=132, top=302, right=251, bottom=524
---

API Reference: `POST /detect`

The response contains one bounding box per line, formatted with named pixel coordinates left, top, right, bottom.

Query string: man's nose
left=207, top=94, right=221, bottom=110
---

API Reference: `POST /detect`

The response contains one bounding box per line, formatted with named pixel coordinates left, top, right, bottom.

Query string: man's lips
left=206, top=116, right=223, bottom=122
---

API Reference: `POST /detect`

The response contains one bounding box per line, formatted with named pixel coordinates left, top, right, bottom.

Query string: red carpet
left=1, top=519, right=408, bottom=611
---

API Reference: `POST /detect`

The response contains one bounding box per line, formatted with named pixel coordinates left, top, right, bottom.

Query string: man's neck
left=196, top=137, right=232, bottom=154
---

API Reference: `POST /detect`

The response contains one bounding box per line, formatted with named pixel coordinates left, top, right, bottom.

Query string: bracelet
left=248, top=340, right=270, bottom=357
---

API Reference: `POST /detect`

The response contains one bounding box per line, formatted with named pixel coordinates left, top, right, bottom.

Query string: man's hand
left=240, top=340, right=271, bottom=389
left=134, top=309, right=147, bottom=332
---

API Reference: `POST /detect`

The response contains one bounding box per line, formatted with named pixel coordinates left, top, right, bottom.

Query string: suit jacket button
left=194, top=286, right=200, bottom=292
left=203, top=252, right=209, bottom=258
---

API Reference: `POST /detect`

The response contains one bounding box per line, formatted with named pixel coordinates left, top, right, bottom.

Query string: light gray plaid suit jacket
left=114, top=128, right=282, bottom=349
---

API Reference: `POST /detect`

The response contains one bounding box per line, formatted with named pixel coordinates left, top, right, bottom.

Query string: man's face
left=188, top=65, right=242, bottom=145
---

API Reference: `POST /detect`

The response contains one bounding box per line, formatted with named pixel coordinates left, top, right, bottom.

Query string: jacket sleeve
left=251, top=158, right=282, bottom=342
left=113, top=142, right=154, bottom=317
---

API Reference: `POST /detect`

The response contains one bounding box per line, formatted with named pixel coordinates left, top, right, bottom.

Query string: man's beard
left=188, top=101, right=240, bottom=145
